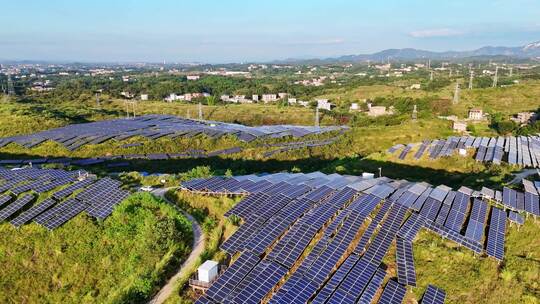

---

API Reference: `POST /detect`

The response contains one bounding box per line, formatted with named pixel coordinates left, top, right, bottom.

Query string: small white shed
left=198, top=260, right=219, bottom=283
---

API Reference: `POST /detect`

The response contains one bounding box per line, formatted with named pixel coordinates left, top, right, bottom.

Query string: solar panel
left=205, top=252, right=260, bottom=303
left=378, top=279, right=407, bottom=304
left=311, top=255, right=359, bottom=304
left=0, top=194, right=34, bottom=221
left=10, top=198, right=56, bottom=227
left=421, top=285, right=447, bottom=304
left=357, top=267, right=386, bottom=304
left=507, top=211, right=524, bottom=225
left=42, top=199, right=88, bottom=230
left=229, top=261, right=287, bottom=304
left=396, top=238, right=417, bottom=286
left=485, top=207, right=506, bottom=261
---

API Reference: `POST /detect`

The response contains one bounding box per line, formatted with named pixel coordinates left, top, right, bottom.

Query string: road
left=508, top=169, right=540, bottom=185
left=148, top=187, right=206, bottom=304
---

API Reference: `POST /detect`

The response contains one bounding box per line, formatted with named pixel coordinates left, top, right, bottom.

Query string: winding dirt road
left=148, top=187, right=206, bottom=304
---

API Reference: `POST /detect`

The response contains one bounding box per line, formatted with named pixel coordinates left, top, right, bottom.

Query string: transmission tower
left=198, top=102, right=203, bottom=120
left=7, top=75, right=15, bottom=95
left=468, top=70, right=474, bottom=90
left=492, top=66, right=499, bottom=88
left=315, top=107, right=320, bottom=127
left=124, top=100, right=137, bottom=118
left=95, top=90, right=101, bottom=107
left=453, top=82, right=460, bottom=104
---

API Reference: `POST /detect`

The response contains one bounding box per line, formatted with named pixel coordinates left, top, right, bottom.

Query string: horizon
left=2, top=0, right=540, bottom=63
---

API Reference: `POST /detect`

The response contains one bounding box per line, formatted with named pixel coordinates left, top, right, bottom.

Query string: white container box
left=198, top=260, right=219, bottom=283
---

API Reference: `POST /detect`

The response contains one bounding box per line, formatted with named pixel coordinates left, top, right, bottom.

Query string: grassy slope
left=0, top=192, right=193, bottom=304
left=411, top=219, right=540, bottom=304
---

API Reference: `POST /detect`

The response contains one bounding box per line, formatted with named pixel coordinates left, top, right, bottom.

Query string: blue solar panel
left=205, top=252, right=260, bottom=303
left=486, top=207, right=506, bottom=261
left=378, top=279, right=407, bottom=304
left=357, top=267, right=386, bottom=304
left=396, top=238, right=417, bottom=286
left=421, top=285, right=447, bottom=304
left=229, top=261, right=287, bottom=304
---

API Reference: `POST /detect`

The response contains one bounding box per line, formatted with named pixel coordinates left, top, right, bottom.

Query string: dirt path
left=148, top=187, right=206, bottom=304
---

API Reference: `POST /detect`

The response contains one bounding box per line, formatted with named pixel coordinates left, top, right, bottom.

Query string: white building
left=350, top=103, right=359, bottom=111
left=468, top=108, right=484, bottom=120
left=288, top=98, right=297, bottom=105
left=252, top=94, right=259, bottom=102
left=187, top=75, right=200, bottom=80
left=453, top=121, right=468, bottom=133
left=140, top=94, right=149, bottom=101
left=262, top=94, right=278, bottom=103
left=278, top=92, right=288, bottom=99
left=317, top=99, right=333, bottom=111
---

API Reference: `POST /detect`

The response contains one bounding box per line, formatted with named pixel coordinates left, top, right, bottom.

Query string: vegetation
left=0, top=192, right=192, bottom=304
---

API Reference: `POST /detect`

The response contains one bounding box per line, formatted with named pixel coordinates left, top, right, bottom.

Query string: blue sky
left=2, top=0, right=540, bottom=63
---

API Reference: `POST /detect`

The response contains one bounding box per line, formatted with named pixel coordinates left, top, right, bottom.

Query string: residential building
left=252, top=94, right=259, bottom=102
left=262, top=94, right=278, bottom=103
left=140, top=94, right=149, bottom=101
left=453, top=121, right=468, bottom=133
left=511, top=112, right=538, bottom=124
left=367, top=103, right=394, bottom=117
left=468, top=108, right=484, bottom=120
left=187, top=75, right=200, bottom=80
left=317, top=99, right=334, bottom=111
left=350, top=103, right=359, bottom=111
left=288, top=98, right=297, bottom=105
left=278, top=92, right=288, bottom=99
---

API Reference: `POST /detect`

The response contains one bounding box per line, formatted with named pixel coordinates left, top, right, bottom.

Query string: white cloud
left=409, top=28, right=464, bottom=38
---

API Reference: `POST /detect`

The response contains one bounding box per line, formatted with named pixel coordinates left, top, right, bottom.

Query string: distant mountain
left=277, top=41, right=540, bottom=64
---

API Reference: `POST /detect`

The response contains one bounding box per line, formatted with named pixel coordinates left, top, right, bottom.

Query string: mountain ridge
left=275, top=41, right=540, bottom=64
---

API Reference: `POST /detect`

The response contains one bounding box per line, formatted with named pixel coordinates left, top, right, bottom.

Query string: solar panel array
left=0, top=167, right=129, bottom=230
left=388, top=135, right=540, bottom=168
left=186, top=172, right=538, bottom=303
left=0, top=115, right=348, bottom=151
left=189, top=172, right=540, bottom=304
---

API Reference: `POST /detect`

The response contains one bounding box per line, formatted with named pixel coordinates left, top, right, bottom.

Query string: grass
left=410, top=219, right=540, bottom=304
left=0, top=192, right=193, bottom=304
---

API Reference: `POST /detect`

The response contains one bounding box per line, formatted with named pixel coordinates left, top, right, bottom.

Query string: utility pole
left=412, top=104, right=417, bottom=120
left=198, top=102, right=203, bottom=120
left=453, top=82, right=460, bottom=104
left=468, top=70, right=474, bottom=90
left=449, top=68, right=453, bottom=77
left=509, top=67, right=513, bottom=77
left=315, top=107, right=320, bottom=127
left=492, top=66, right=499, bottom=88
left=430, top=71, right=434, bottom=82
